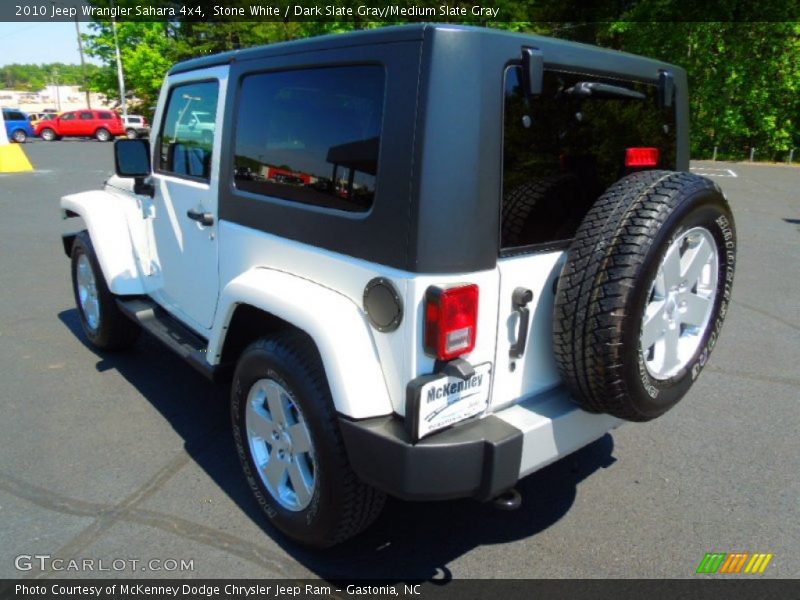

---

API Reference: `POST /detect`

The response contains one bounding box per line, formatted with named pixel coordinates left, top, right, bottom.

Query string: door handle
left=186, top=208, right=214, bottom=226
left=509, top=287, right=533, bottom=358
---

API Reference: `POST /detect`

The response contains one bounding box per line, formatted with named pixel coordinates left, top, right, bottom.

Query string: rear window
left=98, top=111, right=114, bottom=120
left=502, top=67, right=676, bottom=248
left=233, top=65, right=385, bottom=213
left=127, top=117, right=141, bottom=124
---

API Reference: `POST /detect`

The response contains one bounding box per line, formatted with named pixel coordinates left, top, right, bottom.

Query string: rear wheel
left=553, top=170, right=736, bottom=421
left=11, top=129, right=27, bottom=143
left=70, top=232, right=140, bottom=350
left=95, top=128, right=111, bottom=142
left=231, top=332, right=385, bottom=547
left=126, top=128, right=138, bottom=139
left=40, top=128, right=57, bottom=141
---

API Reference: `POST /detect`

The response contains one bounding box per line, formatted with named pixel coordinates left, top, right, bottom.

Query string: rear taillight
left=626, top=147, right=660, bottom=167
left=424, top=284, right=478, bottom=361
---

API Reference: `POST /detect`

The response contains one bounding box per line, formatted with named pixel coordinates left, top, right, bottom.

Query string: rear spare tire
left=553, top=170, right=736, bottom=421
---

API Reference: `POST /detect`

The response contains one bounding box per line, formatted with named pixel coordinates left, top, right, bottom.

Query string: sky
left=0, top=22, right=102, bottom=66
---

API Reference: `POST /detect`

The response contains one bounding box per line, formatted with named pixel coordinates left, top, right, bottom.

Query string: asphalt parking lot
left=0, top=140, right=798, bottom=580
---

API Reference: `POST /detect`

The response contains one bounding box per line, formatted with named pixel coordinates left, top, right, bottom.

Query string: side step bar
left=116, top=298, right=229, bottom=382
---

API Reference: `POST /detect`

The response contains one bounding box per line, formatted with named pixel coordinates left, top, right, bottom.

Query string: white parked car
left=122, top=114, right=150, bottom=139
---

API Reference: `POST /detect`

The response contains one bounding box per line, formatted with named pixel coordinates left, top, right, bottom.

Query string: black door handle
left=186, top=208, right=214, bottom=226
left=509, top=287, right=533, bottom=358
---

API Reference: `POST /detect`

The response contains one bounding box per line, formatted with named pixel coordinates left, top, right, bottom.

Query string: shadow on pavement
left=59, top=308, right=617, bottom=581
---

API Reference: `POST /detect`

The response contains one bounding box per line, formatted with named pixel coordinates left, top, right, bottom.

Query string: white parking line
left=690, top=167, right=738, bottom=178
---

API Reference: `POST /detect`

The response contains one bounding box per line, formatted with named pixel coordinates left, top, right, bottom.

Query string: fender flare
left=61, top=191, right=146, bottom=295
left=207, top=268, right=393, bottom=420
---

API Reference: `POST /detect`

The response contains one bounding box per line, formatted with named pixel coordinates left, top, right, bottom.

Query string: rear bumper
left=339, top=386, right=621, bottom=502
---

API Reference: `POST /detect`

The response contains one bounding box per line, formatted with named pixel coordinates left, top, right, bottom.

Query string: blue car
left=3, top=108, right=34, bottom=143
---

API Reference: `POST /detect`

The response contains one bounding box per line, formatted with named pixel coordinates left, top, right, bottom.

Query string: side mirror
left=114, top=138, right=154, bottom=196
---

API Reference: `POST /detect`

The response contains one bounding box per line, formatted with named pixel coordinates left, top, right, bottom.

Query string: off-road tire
left=553, top=170, right=736, bottom=421
left=231, top=332, right=386, bottom=548
left=70, top=231, right=140, bottom=350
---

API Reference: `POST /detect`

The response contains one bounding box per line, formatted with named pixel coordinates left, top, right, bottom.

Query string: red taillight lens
left=424, top=284, right=478, bottom=361
left=626, top=147, right=660, bottom=167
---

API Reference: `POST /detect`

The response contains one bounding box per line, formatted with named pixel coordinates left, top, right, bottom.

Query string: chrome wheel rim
left=640, top=227, right=719, bottom=380
left=42, top=129, right=54, bottom=141
left=12, top=130, right=25, bottom=142
left=245, top=379, right=316, bottom=511
left=76, top=254, right=100, bottom=331
left=97, top=130, right=109, bottom=141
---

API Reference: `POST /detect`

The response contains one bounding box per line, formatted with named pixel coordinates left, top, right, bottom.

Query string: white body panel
left=209, top=265, right=393, bottom=419
left=61, top=190, right=148, bottom=296
left=492, top=251, right=567, bottom=411
left=145, top=65, right=229, bottom=331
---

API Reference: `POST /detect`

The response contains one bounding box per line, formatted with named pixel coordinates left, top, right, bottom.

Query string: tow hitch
left=492, top=488, right=522, bottom=511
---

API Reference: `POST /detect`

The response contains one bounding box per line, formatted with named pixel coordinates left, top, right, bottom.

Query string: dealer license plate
left=414, top=362, right=492, bottom=440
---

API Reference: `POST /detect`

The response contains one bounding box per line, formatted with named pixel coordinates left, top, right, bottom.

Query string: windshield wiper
left=564, top=81, right=646, bottom=100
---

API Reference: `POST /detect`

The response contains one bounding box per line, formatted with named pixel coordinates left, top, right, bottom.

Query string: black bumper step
left=116, top=297, right=227, bottom=381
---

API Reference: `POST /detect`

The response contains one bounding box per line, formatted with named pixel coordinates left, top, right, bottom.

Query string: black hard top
left=169, top=23, right=674, bottom=76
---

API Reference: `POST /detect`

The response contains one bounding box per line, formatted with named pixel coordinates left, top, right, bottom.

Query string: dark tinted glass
left=157, top=81, right=219, bottom=181
left=80, top=112, right=93, bottom=120
left=502, top=67, right=677, bottom=247
left=234, top=66, right=385, bottom=212
left=5, top=111, right=25, bottom=121
left=98, top=111, right=113, bottom=119
left=61, top=112, right=76, bottom=120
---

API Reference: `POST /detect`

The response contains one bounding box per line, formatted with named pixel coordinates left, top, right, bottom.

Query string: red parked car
left=36, top=109, right=125, bottom=142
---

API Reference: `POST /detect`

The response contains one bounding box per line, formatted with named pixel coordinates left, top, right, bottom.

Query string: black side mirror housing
left=114, top=138, right=154, bottom=197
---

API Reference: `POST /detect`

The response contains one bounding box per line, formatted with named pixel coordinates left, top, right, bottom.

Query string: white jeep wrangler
left=61, top=25, right=736, bottom=547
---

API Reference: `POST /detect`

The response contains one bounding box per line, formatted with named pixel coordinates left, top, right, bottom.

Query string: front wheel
left=553, top=170, right=736, bottom=421
left=231, top=332, right=385, bottom=547
left=40, top=128, right=57, bottom=141
left=70, top=232, right=140, bottom=350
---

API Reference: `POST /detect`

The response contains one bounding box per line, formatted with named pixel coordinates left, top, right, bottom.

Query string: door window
left=157, top=81, right=219, bottom=181
left=80, top=111, right=93, bottom=120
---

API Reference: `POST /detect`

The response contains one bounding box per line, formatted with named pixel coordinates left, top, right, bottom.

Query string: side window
left=7, top=111, right=24, bottom=121
left=233, top=65, right=385, bottom=212
left=98, top=111, right=113, bottom=120
left=80, top=111, right=93, bottom=120
left=502, top=67, right=677, bottom=248
left=158, top=81, right=219, bottom=181
left=61, top=112, right=76, bottom=121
